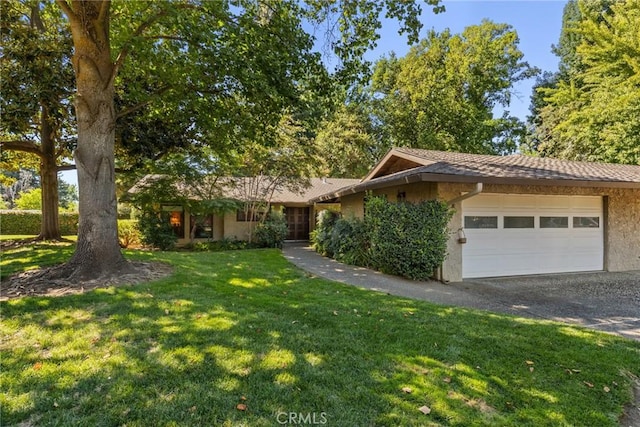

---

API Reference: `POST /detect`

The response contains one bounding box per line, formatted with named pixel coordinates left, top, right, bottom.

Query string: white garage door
left=462, top=194, right=603, bottom=278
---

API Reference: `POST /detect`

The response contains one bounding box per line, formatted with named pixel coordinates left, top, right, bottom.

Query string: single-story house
left=127, top=176, right=360, bottom=244
left=312, top=148, right=640, bottom=282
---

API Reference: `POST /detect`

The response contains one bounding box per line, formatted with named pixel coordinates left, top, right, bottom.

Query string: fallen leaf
left=189, top=406, right=197, bottom=412
left=418, top=405, right=431, bottom=415
left=402, top=387, right=413, bottom=394
left=529, top=367, right=534, bottom=373
left=603, top=386, right=610, bottom=393
left=525, top=360, right=534, bottom=365
left=333, top=311, right=338, bottom=316
left=583, top=381, right=594, bottom=388
left=236, top=403, right=247, bottom=411
left=240, top=396, right=247, bottom=401
left=443, top=377, right=452, bottom=383
left=33, top=362, right=43, bottom=371
left=164, top=309, right=169, bottom=315
left=53, top=402, right=59, bottom=408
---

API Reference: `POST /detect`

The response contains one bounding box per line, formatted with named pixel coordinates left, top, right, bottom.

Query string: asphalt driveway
left=283, top=243, right=640, bottom=341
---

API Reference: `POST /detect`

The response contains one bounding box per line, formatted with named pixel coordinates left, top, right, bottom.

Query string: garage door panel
left=462, top=194, right=603, bottom=278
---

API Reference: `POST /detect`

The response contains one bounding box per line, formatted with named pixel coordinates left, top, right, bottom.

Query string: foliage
left=137, top=211, right=177, bottom=251
left=1, top=244, right=639, bottom=426
left=528, top=0, right=639, bottom=164
left=312, top=198, right=452, bottom=280
left=253, top=212, right=289, bottom=249
left=14, top=188, right=42, bottom=210
left=117, top=220, right=141, bottom=249
left=370, top=20, right=538, bottom=155
left=1, top=0, right=77, bottom=238
left=314, top=104, right=377, bottom=178
left=0, top=210, right=78, bottom=235
left=0, top=168, right=38, bottom=209
left=366, top=197, right=452, bottom=280
left=329, top=216, right=371, bottom=266
left=311, top=209, right=341, bottom=256
left=185, top=238, right=255, bottom=252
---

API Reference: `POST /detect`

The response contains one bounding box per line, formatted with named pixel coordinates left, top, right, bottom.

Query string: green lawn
left=1, top=243, right=639, bottom=426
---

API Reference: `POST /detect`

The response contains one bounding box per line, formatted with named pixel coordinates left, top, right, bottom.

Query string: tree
left=0, top=168, right=39, bottom=209
left=369, top=20, right=538, bottom=155
left=314, top=104, right=378, bottom=178
left=527, top=0, right=638, bottom=164
left=1, top=1, right=76, bottom=239
left=17, top=0, right=441, bottom=282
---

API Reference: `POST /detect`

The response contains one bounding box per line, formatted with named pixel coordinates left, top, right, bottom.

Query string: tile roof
left=127, top=175, right=360, bottom=204
left=313, top=148, right=640, bottom=202
left=393, top=148, right=640, bottom=183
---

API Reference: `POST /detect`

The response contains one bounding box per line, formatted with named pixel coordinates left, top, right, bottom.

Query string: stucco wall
left=605, top=188, right=640, bottom=271
left=437, top=182, right=640, bottom=281
left=339, top=182, right=438, bottom=219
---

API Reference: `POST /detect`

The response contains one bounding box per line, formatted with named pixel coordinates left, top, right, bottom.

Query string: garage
left=462, top=194, right=603, bottom=278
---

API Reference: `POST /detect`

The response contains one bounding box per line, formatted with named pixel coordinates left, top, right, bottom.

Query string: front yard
left=1, top=243, right=639, bottom=426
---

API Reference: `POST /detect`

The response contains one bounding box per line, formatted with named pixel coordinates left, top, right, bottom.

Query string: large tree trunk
left=38, top=105, right=62, bottom=240
left=59, top=0, right=131, bottom=280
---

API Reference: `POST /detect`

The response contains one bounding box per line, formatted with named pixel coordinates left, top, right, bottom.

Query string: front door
left=285, top=207, right=310, bottom=240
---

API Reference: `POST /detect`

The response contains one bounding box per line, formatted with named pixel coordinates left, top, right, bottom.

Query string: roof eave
left=312, top=172, right=640, bottom=202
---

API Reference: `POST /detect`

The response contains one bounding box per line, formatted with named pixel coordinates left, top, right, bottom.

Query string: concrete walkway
left=282, top=243, right=640, bottom=341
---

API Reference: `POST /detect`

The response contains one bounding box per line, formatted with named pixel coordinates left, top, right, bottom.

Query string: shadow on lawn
left=1, top=250, right=639, bottom=426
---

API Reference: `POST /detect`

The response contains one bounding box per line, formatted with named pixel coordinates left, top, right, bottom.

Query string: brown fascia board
left=311, top=172, right=640, bottom=202
left=361, top=148, right=435, bottom=182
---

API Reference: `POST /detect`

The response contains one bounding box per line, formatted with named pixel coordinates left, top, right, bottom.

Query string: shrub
left=311, top=198, right=452, bottom=281
left=329, top=217, right=370, bottom=266
left=137, top=211, right=177, bottom=250
left=0, top=210, right=79, bottom=235
left=366, top=197, right=452, bottom=280
left=311, top=210, right=340, bottom=256
left=117, top=219, right=141, bottom=248
left=254, top=212, right=288, bottom=248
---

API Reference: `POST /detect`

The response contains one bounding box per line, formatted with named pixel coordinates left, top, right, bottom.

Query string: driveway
left=282, top=243, right=640, bottom=341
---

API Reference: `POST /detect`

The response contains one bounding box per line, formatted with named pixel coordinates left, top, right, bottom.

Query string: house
left=312, top=148, right=640, bottom=282
left=127, top=176, right=360, bottom=244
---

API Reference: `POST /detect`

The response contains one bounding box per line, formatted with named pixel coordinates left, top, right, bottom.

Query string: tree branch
left=98, top=0, right=110, bottom=23
left=55, top=0, right=77, bottom=22
left=57, top=164, right=77, bottom=172
left=110, top=7, right=169, bottom=85
left=115, top=86, right=172, bottom=119
left=0, top=140, right=43, bottom=158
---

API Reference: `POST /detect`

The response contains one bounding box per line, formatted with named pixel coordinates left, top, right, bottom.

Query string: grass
left=1, top=243, right=639, bottom=426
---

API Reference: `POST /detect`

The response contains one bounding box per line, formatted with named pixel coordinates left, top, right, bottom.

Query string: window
left=540, top=216, right=568, bottom=228
left=464, top=216, right=498, bottom=229
left=190, top=215, right=213, bottom=238
left=504, top=216, right=534, bottom=228
left=573, top=216, right=600, bottom=228
left=162, top=205, right=184, bottom=238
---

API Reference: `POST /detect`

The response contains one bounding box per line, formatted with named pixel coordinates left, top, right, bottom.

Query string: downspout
left=436, top=183, right=484, bottom=282
left=446, top=182, right=484, bottom=206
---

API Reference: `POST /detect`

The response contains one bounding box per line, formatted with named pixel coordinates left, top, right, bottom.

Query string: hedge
left=312, top=197, right=452, bottom=280
left=0, top=210, right=79, bottom=235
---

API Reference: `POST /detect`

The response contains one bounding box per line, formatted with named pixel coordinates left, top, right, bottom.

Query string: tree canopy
left=527, top=0, right=639, bottom=165
left=368, top=20, right=538, bottom=155
left=8, top=0, right=442, bottom=282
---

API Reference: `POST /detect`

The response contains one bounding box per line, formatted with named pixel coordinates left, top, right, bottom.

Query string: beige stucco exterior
left=330, top=180, right=640, bottom=282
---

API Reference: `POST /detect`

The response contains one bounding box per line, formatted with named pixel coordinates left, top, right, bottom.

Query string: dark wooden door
left=285, top=207, right=310, bottom=240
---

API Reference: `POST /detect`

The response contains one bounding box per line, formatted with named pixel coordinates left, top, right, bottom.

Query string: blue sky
left=61, top=1, right=567, bottom=186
